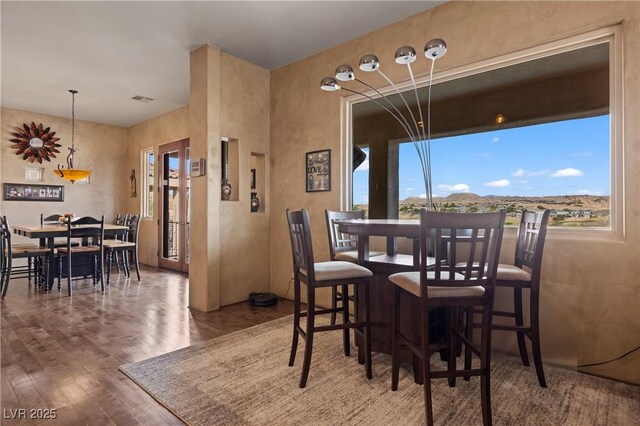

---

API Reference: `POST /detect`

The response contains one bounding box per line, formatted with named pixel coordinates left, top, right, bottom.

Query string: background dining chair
left=103, top=214, right=141, bottom=283
left=1, top=216, right=50, bottom=298
left=388, top=210, right=505, bottom=426
left=325, top=209, right=383, bottom=326
left=40, top=213, right=80, bottom=248
left=287, top=209, right=373, bottom=388
left=56, top=215, right=105, bottom=295
left=488, top=209, right=550, bottom=387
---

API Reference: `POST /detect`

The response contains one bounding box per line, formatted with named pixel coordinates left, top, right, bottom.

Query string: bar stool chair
left=389, top=210, right=505, bottom=426
left=325, top=209, right=383, bottom=326
left=286, top=209, right=373, bottom=388
left=489, top=209, right=550, bottom=387
left=1, top=216, right=50, bottom=298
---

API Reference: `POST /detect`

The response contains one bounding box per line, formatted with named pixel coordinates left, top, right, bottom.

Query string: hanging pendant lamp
left=54, top=89, right=91, bottom=183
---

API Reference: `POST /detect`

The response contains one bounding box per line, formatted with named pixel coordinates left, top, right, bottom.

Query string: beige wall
left=125, top=50, right=271, bottom=308
left=1, top=107, right=128, bottom=242
left=269, top=1, right=640, bottom=383
left=126, top=106, right=190, bottom=266
left=219, top=53, right=271, bottom=305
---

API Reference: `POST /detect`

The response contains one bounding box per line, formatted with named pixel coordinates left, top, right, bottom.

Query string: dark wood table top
left=337, top=219, right=420, bottom=238
left=13, top=224, right=127, bottom=239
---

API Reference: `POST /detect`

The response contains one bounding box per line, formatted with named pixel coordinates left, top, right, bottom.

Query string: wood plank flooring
left=1, top=266, right=295, bottom=425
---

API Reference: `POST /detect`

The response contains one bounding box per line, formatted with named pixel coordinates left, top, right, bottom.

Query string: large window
left=142, top=148, right=154, bottom=218
left=350, top=29, right=621, bottom=231
left=397, top=115, right=610, bottom=227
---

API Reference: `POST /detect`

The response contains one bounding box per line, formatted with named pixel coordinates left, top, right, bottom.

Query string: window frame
left=341, top=25, right=624, bottom=240
left=141, top=147, right=155, bottom=220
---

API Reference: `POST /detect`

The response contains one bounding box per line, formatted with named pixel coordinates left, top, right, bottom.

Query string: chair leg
left=288, top=278, right=301, bottom=367
left=341, top=284, right=350, bottom=357
left=98, top=252, right=104, bottom=292
left=363, top=281, right=372, bottom=380
left=480, top=304, right=493, bottom=426
left=330, top=287, right=338, bottom=325
left=57, top=256, right=62, bottom=291
left=107, top=249, right=113, bottom=284
left=132, top=248, right=141, bottom=281
left=514, top=287, right=530, bottom=366
left=299, top=285, right=315, bottom=388
left=447, top=307, right=457, bottom=388
left=464, top=306, right=473, bottom=381
left=67, top=254, right=72, bottom=296
left=1, top=256, right=12, bottom=298
left=420, top=297, right=434, bottom=426
left=530, top=287, right=546, bottom=388
left=391, top=285, right=401, bottom=391
left=354, top=283, right=364, bottom=365
left=27, top=257, right=32, bottom=283
left=123, top=249, right=131, bottom=278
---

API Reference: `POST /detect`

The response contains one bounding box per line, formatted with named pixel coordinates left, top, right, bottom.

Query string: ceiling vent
left=131, top=95, right=155, bottom=103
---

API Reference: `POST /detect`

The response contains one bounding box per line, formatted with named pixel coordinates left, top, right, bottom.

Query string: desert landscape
left=355, top=193, right=610, bottom=227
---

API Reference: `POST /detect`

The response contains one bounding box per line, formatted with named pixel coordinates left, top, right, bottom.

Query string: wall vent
left=131, top=95, right=155, bottom=103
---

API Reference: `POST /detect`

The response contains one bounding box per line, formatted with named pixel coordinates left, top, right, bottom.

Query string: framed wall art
left=306, top=149, right=331, bottom=192
left=3, top=183, right=64, bottom=202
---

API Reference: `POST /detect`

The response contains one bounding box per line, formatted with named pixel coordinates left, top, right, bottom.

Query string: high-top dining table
left=12, top=223, right=128, bottom=290
left=337, top=219, right=444, bottom=383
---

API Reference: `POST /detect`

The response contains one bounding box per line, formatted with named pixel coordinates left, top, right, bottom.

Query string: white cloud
left=405, top=187, right=414, bottom=193
left=478, top=152, right=491, bottom=158
left=484, top=179, right=510, bottom=187
left=491, top=137, right=500, bottom=143
left=360, top=195, right=369, bottom=201
left=354, top=158, right=369, bottom=172
left=576, top=189, right=604, bottom=195
left=418, top=193, right=427, bottom=199
left=437, top=183, right=470, bottom=192
left=511, top=168, right=548, bottom=177
left=551, top=168, right=584, bottom=177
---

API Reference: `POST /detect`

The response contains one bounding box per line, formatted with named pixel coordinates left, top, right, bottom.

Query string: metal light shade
left=425, top=38, right=447, bottom=59
left=320, top=77, right=341, bottom=92
left=394, top=46, right=416, bottom=64
left=358, top=54, right=379, bottom=72
left=335, top=64, right=355, bottom=81
left=53, top=168, right=91, bottom=181
left=54, top=89, right=92, bottom=183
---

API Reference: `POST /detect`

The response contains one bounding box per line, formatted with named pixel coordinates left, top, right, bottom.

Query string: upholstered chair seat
left=334, top=249, right=385, bottom=263
left=301, top=261, right=372, bottom=282
left=389, top=271, right=485, bottom=298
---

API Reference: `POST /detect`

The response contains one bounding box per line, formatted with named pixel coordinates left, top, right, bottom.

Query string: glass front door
left=158, top=139, right=190, bottom=272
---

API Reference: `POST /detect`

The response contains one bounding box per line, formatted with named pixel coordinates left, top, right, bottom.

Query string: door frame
left=158, top=138, right=190, bottom=272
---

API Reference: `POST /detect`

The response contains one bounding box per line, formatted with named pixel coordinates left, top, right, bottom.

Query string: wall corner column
left=189, top=44, right=221, bottom=311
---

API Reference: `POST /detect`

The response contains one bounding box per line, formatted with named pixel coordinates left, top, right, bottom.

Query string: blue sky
left=353, top=115, right=610, bottom=204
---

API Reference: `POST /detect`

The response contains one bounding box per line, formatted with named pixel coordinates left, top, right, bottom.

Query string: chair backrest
left=420, top=210, right=506, bottom=297
left=286, top=209, right=315, bottom=280
left=126, top=214, right=141, bottom=244
left=66, top=216, right=105, bottom=249
left=114, top=213, right=129, bottom=226
left=514, top=209, right=550, bottom=279
left=325, top=209, right=364, bottom=260
left=0, top=216, right=12, bottom=258
left=41, top=213, right=63, bottom=226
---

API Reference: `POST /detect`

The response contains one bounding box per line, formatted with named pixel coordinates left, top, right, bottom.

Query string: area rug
left=120, top=316, right=639, bottom=425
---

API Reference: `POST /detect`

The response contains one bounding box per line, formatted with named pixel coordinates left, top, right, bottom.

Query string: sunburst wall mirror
left=9, top=122, right=61, bottom=163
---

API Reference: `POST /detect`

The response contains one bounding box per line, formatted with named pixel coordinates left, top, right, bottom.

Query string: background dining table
left=12, top=223, right=128, bottom=290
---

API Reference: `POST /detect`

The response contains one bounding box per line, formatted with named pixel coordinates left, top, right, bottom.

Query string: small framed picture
left=25, top=166, right=44, bottom=182
left=306, top=149, right=331, bottom=192
left=3, top=183, right=64, bottom=202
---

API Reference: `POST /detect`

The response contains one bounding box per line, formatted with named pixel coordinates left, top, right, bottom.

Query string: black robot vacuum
left=249, top=292, right=278, bottom=306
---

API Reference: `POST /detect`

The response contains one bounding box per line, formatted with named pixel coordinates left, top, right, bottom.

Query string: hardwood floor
left=1, top=266, right=295, bottom=425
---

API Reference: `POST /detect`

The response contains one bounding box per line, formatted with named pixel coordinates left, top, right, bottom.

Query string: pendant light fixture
left=54, top=89, right=91, bottom=183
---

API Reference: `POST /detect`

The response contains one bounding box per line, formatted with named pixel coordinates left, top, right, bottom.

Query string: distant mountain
left=396, top=193, right=609, bottom=210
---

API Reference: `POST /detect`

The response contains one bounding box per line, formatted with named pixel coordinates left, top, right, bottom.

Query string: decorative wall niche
left=221, top=137, right=239, bottom=201
left=250, top=152, right=266, bottom=213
